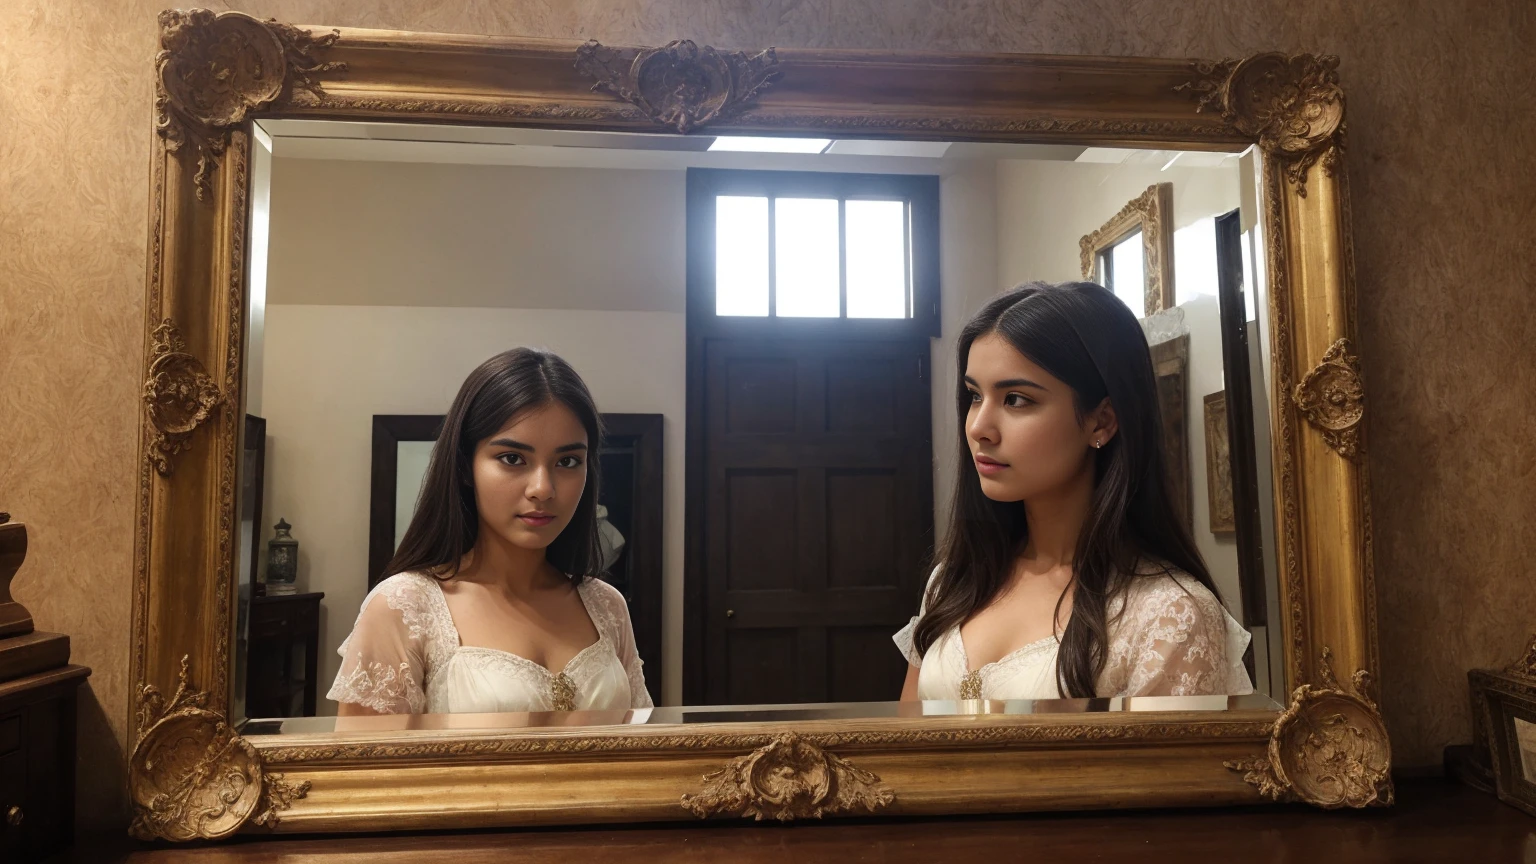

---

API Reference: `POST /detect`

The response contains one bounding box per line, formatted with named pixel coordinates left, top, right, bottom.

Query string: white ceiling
left=254, top=119, right=1238, bottom=173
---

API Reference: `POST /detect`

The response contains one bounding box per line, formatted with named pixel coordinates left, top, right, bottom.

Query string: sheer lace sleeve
left=585, top=579, right=655, bottom=709
left=893, top=565, right=942, bottom=666
left=1103, top=574, right=1236, bottom=697
left=325, top=574, right=437, bottom=714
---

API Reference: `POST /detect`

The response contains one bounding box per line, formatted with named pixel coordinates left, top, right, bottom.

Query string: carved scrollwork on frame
left=1178, top=53, right=1345, bottom=197
left=156, top=9, right=345, bottom=200
left=681, top=733, right=894, bottom=821
left=575, top=40, right=780, bottom=134
left=129, top=657, right=309, bottom=841
left=1293, top=338, right=1366, bottom=462
left=143, top=319, right=224, bottom=476
left=1226, top=649, right=1393, bottom=809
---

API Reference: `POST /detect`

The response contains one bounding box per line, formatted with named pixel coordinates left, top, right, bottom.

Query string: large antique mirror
left=130, top=11, right=1381, bottom=841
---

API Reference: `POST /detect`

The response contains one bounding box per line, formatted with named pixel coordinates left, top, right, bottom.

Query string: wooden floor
left=54, top=779, right=1535, bottom=863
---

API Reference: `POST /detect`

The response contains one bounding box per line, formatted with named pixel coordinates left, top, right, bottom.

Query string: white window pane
left=716, top=196, right=769, bottom=316
left=1173, top=216, right=1219, bottom=306
left=774, top=198, right=840, bottom=318
left=1111, top=232, right=1145, bottom=316
left=846, top=200, right=907, bottom=319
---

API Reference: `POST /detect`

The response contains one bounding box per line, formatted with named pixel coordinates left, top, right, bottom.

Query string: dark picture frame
left=1148, top=335, right=1191, bottom=530
left=366, top=414, right=445, bottom=590
left=239, top=414, right=267, bottom=591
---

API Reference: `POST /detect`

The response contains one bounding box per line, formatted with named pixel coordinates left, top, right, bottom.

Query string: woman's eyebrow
left=487, top=439, right=589, bottom=453
left=992, top=378, right=1047, bottom=390
left=962, top=375, right=1047, bottom=391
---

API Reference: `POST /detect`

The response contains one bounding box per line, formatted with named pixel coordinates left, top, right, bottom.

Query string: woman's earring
left=1093, top=440, right=1103, bottom=448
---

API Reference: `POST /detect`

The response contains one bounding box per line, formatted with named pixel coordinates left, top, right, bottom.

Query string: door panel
left=700, top=337, right=933, bottom=704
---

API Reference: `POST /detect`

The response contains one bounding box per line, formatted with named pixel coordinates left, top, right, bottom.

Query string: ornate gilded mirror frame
left=1079, top=182, right=1176, bottom=317
left=130, top=11, right=1382, bottom=840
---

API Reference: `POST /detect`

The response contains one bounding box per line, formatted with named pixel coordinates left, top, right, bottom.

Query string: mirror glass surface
left=232, top=119, right=1284, bottom=730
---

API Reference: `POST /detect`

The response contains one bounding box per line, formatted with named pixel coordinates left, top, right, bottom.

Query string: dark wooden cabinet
left=0, top=665, right=89, bottom=863
left=245, top=592, right=324, bottom=719
left=0, top=518, right=91, bottom=862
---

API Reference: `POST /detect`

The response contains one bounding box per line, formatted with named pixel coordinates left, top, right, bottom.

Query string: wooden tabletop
left=56, top=778, right=1535, bottom=863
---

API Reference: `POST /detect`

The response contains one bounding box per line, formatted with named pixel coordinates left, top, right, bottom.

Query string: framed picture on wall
left=1203, top=391, right=1237, bottom=535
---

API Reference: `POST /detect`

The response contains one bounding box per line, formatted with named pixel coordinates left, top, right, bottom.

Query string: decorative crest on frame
left=156, top=9, right=346, bottom=200
left=1226, top=648, right=1393, bottom=809
left=1178, top=53, right=1345, bottom=196
left=681, top=733, right=894, bottom=821
left=143, top=318, right=224, bottom=476
left=129, top=657, right=309, bottom=841
left=575, top=40, right=780, bottom=133
left=1293, top=338, right=1366, bottom=462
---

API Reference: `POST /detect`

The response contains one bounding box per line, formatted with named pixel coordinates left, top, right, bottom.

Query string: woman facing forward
left=897, top=281, right=1252, bottom=702
left=329, top=348, right=652, bottom=716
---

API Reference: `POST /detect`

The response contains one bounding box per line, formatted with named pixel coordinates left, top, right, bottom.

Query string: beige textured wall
left=2, top=0, right=1532, bottom=828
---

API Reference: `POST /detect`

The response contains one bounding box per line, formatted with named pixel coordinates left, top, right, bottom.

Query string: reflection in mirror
left=234, top=120, right=1281, bottom=730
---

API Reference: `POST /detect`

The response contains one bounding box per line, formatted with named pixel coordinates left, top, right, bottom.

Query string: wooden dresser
left=0, top=516, right=91, bottom=862
left=245, top=591, right=324, bottom=718
left=0, top=664, right=90, bottom=862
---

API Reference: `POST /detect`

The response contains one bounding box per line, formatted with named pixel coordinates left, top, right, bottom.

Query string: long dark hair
left=384, top=348, right=606, bottom=584
left=913, top=281, right=1218, bottom=697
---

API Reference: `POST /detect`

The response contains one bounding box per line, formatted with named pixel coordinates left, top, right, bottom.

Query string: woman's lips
left=974, top=456, right=1009, bottom=477
left=517, top=513, right=556, bottom=527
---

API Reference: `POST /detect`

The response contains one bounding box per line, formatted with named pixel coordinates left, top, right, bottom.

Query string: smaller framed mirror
left=1080, top=182, right=1175, bottom=318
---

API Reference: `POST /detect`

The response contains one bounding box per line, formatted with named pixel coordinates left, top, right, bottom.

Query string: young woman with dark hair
left=329, top=348, right=652, bottom=715
left=896, top=281, right=1252, bottom=702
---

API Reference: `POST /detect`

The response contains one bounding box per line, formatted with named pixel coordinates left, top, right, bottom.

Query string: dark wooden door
left=698, top=336, right=933, bottom=705
left=1214, top=208, right=1267, bottom=630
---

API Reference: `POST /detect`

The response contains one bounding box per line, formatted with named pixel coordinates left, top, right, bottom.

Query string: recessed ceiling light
left=708, top=136, right=833, bottom=154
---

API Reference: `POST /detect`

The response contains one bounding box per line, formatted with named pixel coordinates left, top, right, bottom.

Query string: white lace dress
left=893, top=565, right=1254, bottom=700
left=327, top=571, right=654, bottom=714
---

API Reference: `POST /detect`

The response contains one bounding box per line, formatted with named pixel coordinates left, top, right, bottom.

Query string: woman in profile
left=896, top=281, right=1252, bottom=701
left=329, top=348, right=652, bottom=715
